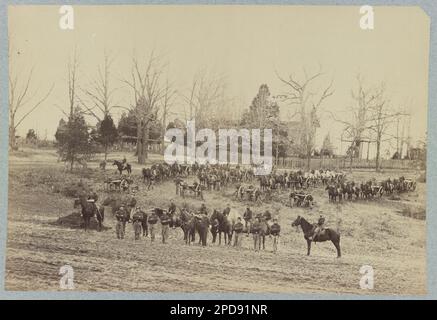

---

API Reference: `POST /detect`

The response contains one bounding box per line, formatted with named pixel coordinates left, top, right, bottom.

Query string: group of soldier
left=112, top=198, right=283, bottom=252
left=114, top=204, right=172, bottom=243
left=241, top=207, right=282, bottom=252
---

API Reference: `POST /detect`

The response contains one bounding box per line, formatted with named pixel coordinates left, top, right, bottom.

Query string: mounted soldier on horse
left=113, top=159, right=132, bottom=175
left=291, top=215, right=341, bottom=258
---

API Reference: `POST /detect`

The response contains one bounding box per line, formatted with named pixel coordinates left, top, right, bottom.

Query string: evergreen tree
left=97, top=114, right=118, bottom=160
left=55, top=108, right=95, bottom=171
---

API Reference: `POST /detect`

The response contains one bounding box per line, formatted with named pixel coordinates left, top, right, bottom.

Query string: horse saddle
left=312, top=227, right=325, bottom=238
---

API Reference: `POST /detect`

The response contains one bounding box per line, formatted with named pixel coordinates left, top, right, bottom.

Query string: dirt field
left=5, top=148, right=427, bottom=295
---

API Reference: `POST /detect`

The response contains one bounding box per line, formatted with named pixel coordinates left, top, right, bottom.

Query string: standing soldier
left=131, top=207, right=143, bottom=240
left=223, top=204, right=231, bottom=216
left=160, top=211, right=171, bottom=244
left=168, top=200, right=177, bottom=215
left=251, top=216, right=261, bottom=251
left=115, top=206, right=129, bottom=239
left=270, top=218, right=281, bottom=253
left=199, top=203, right=208, bottom=215
left=127, top=195, right=137, bottom=214
left=87, top=189, right=103, bottom=223
left=88, top=189, right=99, bottom=203
left=243, top=207, right=253, bottom=236
left=174, top=176, right=183, bottom=195
left=147, top=209, right=159, bottom=242
left=262, top=210, right=272, bottom=223
left=168, top=200, right=177, bottom=229
left=141, top=209, right=148, bottom=237
left=149, top=172, right=155, bottom=190
left=233, top=217, right=244, bottom=247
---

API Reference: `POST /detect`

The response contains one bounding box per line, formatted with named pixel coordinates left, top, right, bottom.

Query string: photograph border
left=0, top=0, right=435, bottom=300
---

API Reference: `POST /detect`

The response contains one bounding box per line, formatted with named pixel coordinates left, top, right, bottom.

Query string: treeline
left=10, top=44, right=418, bottom=172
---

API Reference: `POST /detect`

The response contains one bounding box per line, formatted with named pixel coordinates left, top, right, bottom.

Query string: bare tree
left=80, top=51, right=118, bottom=121
left=328, top=75, right=384, bottom=170
left=8, top=43, right=54, bottom=150
left=182, top=69, right=228, bottom=129
left=366, top=87, right=402, bottom=171
left=277, top=67, right=333, bottom=169
left=67, top=50, right=79, bottom=119
left=160, top=78, right=177, bottom=152
left=123, top=51, right=166, bottom=164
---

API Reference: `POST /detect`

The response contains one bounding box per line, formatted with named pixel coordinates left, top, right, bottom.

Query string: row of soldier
left=113, top=200, right=282, bottom=252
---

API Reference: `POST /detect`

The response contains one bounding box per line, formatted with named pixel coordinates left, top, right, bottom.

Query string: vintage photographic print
left=6, top=5, right=428, bottom=295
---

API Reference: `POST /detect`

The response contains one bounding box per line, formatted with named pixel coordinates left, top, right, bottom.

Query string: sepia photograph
left=6, top=5, right=428, bottom=295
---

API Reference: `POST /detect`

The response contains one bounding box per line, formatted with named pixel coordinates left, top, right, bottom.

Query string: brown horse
left=172, top=209, right=194, bottom=243
left=113, top=160, right=132, bottom=175
left=194, top=215, right=210, bottom=247
left=291, top=215, right=341, bottom=257
left=74, top=195, right=104, bottom=231
left=210, top=209, right=232, bottom=245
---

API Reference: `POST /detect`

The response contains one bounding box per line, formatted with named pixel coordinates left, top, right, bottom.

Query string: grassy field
left=5, top=148, right=427, bottom=295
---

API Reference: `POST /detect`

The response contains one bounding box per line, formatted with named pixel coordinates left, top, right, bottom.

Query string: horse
left=326, top=184, right=342, bottom=202
left=102, top=196, right=123, bottom=215
left=173, top=209, right=196, bottom=244
left=210, top=209, right=232, bottom=245
left=113, top=160, right=132, bottom=175
left=74, top=195, right=104, bottom=231
left=291, top=215, right=341, bottom=258
left=194, top=215, right=210, bottom=246
left=142, top=168, right=155, bottom=189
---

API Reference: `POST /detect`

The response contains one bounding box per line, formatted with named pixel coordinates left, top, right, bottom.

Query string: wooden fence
left=276, top=157, right=419, bottom=170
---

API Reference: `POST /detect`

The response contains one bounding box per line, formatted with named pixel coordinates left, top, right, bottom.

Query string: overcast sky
left=8, top=5, right=429, bottom=157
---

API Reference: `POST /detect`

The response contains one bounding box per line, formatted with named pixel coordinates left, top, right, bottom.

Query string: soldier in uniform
left=168, top=200, right=177, bottom=229
left=160, top=211, right=171, bottom=244
left=243, top=207, right=253, bottom=236
left=251, top=216, right=261, bottom=251
left=87, top=189, right=103, bottom=222
left=141, top=209, right=148, bottom=237
left=270, top=218, right=281, bottom=253
left=309, top=215, right=325, bottom=241
left=263, top=210, right=272, bottom=223
left=168, top=200, right=177, bottom=215
left=127, top=195, right=137, bottom=214
left=199, top=203, right=208, bottom=215
left=115, top=206, right=129, bottom=239
left=174, top=177, right=183, bottom=195
left=232, top=217, right=244, bottom=247
left=223, top=204, right=231, bottom=216
left=131, top=207, right=143, bottom=240
left=147, top=209, right=159, bottom=242
left=88, top=189, right=99, bottom=203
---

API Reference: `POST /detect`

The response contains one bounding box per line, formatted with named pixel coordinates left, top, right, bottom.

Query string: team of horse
left=258, top=169, right=346, bottom=191
left=325, top=176, right=417, bottom=202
